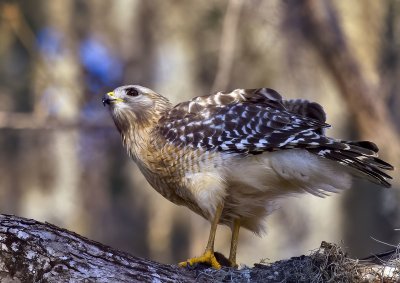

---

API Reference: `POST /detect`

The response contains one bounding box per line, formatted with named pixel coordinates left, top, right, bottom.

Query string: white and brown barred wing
left=156, top=88, right=393, bottom=187
left=157, top=88, right=329, bottom=152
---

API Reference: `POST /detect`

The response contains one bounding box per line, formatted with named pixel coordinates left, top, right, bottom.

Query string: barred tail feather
left=341, top=140, right=379, bottom=154
left=309, top=141, right=394, bottom=188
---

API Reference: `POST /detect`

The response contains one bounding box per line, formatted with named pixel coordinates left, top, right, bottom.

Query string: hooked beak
left=102, top=91, right=123, bottom=106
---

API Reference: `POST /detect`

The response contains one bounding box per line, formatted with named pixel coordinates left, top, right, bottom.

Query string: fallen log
left=0, top=214, right=398, bottom=282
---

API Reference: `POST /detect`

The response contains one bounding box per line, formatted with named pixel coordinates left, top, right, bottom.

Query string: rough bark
left=0, top=214, right=194, bottom=282
left=0, top=214, right=398, bottom=283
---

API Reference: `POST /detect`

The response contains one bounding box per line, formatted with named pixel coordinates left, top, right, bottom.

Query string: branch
left=0, top=214, right=195, bottom=282
left=0, top=214, right=398, bottom=282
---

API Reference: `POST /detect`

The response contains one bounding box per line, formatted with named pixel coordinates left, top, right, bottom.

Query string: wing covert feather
left=156, top=88, right=330, bottom=154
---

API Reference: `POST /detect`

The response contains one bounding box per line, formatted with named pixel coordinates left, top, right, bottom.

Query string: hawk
left=103, top=85, right=393, bottom=269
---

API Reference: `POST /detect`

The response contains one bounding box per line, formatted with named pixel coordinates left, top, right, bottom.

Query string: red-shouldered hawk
left=103, top=85, right=393, bottom=269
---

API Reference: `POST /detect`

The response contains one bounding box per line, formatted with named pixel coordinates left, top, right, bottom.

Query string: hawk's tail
left=308, top=140, right=394, bottom=188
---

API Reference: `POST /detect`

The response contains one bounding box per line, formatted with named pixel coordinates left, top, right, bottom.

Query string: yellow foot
left=179, top=250, right=221, bottom=269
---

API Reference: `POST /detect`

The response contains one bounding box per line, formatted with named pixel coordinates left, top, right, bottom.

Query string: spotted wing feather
left=283, top=99, right=326, bottom=135
left=157, top=88, right=330, bottom=153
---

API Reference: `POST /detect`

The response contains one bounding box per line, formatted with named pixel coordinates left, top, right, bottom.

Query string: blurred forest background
left=0, top=0, right=399, bottom=266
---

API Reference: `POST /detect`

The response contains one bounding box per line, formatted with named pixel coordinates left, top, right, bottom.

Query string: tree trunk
left=0, top=214, right=397, bottom=282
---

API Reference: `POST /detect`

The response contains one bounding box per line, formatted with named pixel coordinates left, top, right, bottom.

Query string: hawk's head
left=103, top=85, right=171, bottom=132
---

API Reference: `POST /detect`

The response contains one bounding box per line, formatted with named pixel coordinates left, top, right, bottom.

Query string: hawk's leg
left=179, top=203, right=224, bottom=269
left=228, top=218, right=241, bottom=268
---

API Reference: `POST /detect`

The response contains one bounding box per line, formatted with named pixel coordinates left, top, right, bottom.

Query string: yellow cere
left=107, top=91, right=124, bottom=103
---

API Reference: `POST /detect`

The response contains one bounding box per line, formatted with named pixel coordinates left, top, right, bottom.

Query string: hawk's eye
left=126, top=88, right=139, bottom=97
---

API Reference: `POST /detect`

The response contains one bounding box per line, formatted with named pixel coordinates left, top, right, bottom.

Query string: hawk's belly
left=221, top=149, right=352, bottom=233
left=139, top=146, right=352, bottom=234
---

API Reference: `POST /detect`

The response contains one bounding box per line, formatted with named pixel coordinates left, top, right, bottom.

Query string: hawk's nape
left=103, top=85, right=394, bottom=269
